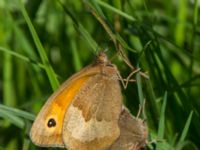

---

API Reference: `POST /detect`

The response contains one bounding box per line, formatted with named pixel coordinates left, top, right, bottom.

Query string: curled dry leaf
left=108, top=107, right=148, bottom=150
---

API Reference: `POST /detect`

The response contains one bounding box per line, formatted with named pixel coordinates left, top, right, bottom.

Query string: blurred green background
left=0, top=0, right=199, bottom=150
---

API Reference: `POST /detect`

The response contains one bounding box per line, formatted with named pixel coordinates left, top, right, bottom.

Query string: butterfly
left=30, top=52, right=123, bottom=150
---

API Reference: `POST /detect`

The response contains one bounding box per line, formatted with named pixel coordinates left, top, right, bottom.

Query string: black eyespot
left=47, top=118, right=56, bottom=128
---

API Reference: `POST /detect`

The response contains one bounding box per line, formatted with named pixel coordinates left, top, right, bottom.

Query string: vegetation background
left=0, top=0, right=199, bottom=150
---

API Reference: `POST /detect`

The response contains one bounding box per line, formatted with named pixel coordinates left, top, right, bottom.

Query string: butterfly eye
left=47, top=118, right=56, bottom=128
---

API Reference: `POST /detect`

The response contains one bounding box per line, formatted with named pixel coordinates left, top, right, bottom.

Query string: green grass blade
left=176, top=140, right=198, bottom=150
left=95, top=0, right=136, bottom=22
left=0, top=104, right=35, bottom=121
left=136, top=63, right=145, bottom=118
left=19, top=2, right=59, bottom=90
left=174, top=0, right=187, bottom=46
left=0, top=47, right=45, bottom=69
left=78, top=24, right=98, bottom=53
left=136, top=67, right=143, bottom=105
left=58, top=1, right=98, bottom=53
left=0, top=109, right=24, bottom=128
left=71, top=41, right=82, bottom=71
left=193, top=0, right=199, bottom=26
left=3, top=53, right=16, bottom=106
left=89, top=0, right=106, bottom=18
left=178, top=111, right=193, bottom=143
left=156, top=92, right=168, bottom=150
left=13, top=22, right=39, bottom=60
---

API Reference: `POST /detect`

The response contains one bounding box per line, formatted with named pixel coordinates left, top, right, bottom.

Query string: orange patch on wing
left=46, top=75, right=91, bottom=128
left=30, top=75, right=92, bottom=147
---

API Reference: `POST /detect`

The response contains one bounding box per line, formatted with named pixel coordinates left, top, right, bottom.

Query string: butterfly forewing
left=30, top=74, right=93, bottom=147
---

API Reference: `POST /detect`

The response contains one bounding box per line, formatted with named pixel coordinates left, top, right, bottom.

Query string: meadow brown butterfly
left=30, top=52, right=122, bottom=150
left=108, top=107, right=147, bottom=150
